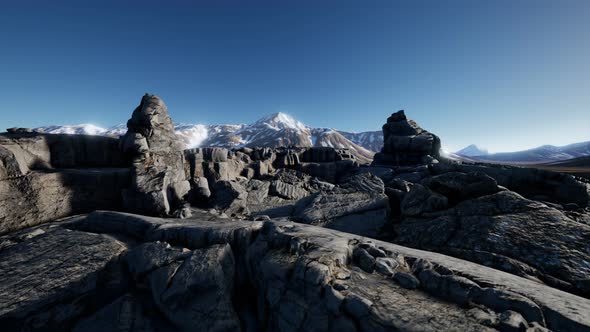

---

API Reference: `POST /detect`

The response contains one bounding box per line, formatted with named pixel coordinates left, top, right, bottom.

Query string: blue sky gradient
left=1, top=0, right=588, bottom=152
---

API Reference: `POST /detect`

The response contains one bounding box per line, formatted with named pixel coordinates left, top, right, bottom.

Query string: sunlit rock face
left=372, top=110, right=441, bottom=166
left=120, top=94, right=191, bottom=218
left=0, top=132, right=129, bottom=235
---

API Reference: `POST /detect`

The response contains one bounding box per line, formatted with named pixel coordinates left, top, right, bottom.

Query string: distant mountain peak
left=455, top=144, right=489, bottom=157
left=254, top=112, right=308, bottom=132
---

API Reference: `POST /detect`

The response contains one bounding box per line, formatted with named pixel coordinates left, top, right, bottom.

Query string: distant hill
left=455, top=144, right=489, bottom=157
left=543, top=155, right=590, bottom=167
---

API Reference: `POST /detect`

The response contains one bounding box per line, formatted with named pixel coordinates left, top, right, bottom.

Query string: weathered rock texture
left=431, top=162, right=590, bottom=206
left=183, top=145, right=390, bottom=237
left=121, top=94, right=191, bottom=218
left=0, top=133, right=129, bottom=234
left=2, top=211, right=589, bottom=331
left=374, top=164, right=590, bottom=298
left=372, top=110, right=441, bottom=166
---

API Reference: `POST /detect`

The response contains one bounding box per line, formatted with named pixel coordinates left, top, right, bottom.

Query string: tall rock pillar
left=121, top=94, right=191, bottom=218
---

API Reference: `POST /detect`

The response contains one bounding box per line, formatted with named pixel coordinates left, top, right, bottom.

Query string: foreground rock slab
left=1, top=211, right=586, bottom=331
left=0, top=224, right=128, bottom=330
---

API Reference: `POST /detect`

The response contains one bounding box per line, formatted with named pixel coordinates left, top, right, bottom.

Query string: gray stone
left=372, top=110, right=441, bottom=166
left=343, top=293, right=373, bottom=320
left=24, top=212, right=590, bottom=331
left=148, top=244, right=240, bottom=332
left=498, top=310, right=529, bottom=332
left=121, top=94, right=191, bottom=217
left=401, top=184, right=448, bottom=216
left=0, top=227, right=128, bottom=330
left=393, top=271, right=420, bottom=289
left=375, top=257, right=398, bottom=276
left=353, top=247, right=376, bottom=273
left=270, top=180, right=309, bottom=200
left=123, top=241, right=188, bottom=281
left=425, top=171, right=500, bottom=203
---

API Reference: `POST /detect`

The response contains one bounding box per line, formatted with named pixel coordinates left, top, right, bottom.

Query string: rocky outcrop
left=121, top=94, right=191, bottom=218
left=292, top=173, right=389, bottom=238
left=183, top=146, right=361, bottom=217
left=184, top=146, right=358, bottom=190
left=372, top=110, right=441, bottom=166
left=128, top=242, right=241, bottom=331
left=2, top=211, right=589, bottom=331
left=0, top=133, right=129, bottom=234
left=381, top=166, right=590, bottom=297
left=431, top=162, right=590, bottom=206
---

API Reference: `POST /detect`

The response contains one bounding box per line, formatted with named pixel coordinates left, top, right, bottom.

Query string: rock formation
left=372, top=110, right=441, bottom=166
left=121, top=94, right=191, bottom=218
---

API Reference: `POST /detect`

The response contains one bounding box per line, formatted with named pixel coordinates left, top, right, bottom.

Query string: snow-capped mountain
left=174, top=123, right=209, bottom=149
left=340, top=130, right=383, bottom=153
left=34, top=112, right=378, bottom=163
left=470, top=141, right=590, bottom=163
left=455, top=144, right=489, bottom=157
left=202, top=112, right=312, bottom=149
left=36, top=124, right=108, bottom=136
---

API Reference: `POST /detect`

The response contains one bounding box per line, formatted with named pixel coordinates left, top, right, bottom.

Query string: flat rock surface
left=0, top=225, right=128, bottom=330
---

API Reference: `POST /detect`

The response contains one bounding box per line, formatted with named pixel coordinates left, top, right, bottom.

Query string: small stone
left=375, top=257, right=399, bottom=276
left=353, top=247, right=376, bottom=273
left=367, top=246, right=386, bottom=258
left=393, top=272, right=420, bottom=289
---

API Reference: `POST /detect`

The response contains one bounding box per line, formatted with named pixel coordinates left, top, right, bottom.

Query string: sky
left=0, top=0, right=588, bottom=153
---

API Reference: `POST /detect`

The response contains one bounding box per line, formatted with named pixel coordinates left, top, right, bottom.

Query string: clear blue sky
left=1, top=0, right=588, bottom=152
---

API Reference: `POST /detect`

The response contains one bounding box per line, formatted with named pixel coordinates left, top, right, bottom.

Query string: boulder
left=424, top=171, right=500, bottom=204
left=212, top=180, right=249, bottom=216
left=292, top=173, right=389, bottom=237
left=401, top=184, right=448, bottom=216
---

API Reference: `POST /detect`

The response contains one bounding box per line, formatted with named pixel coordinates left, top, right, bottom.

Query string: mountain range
left=33, top=113, right=590, bottom=165
left=455, top=141, right=590, bottom=164
left=35, top=113, right=377, bottom=163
